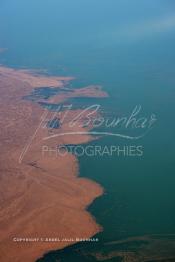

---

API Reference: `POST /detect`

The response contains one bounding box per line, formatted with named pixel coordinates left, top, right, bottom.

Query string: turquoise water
left=1, top=0, right=175, bottom=261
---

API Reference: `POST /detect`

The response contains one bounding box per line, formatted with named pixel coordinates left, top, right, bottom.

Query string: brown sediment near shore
left=0, top=66, right=74, bottom=88
left=92, top=235, right=175, bottom=262
left=47, top=85, right=108, bottom=106
left=0, top=66, right=107, bottom=262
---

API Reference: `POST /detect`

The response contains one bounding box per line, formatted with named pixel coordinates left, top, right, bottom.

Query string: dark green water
left=1, top=0, right=175, bottom=261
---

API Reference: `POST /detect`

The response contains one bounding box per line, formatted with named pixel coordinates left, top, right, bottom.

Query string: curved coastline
left=0, top=66, right=107, bottom=262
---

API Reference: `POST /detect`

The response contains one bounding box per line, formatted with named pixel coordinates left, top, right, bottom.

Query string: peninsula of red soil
left=0, top=66, right=107, bottom=262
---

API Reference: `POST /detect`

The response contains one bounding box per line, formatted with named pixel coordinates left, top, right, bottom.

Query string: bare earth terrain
left=0, top=66, right=107, bottom=262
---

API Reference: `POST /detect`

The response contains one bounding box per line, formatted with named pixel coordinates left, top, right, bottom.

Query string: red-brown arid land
left=0, top=66, right=107, bottom=262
